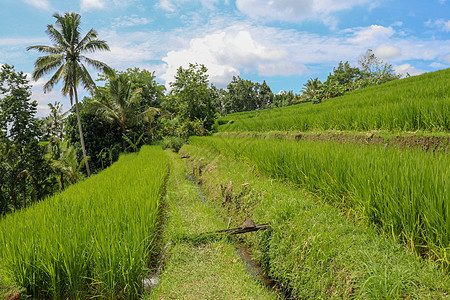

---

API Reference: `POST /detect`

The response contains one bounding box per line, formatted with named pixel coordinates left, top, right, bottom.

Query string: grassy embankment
left=0, top=146, right=168, bottom=299
left=217, top=68, right=450, bottom=133
left=180, top=141, right=450, bottom=298
left=146, top=151, right=276, bottom=299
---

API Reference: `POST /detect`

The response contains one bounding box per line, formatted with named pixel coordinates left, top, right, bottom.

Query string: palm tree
left=91, top=73, right=160, bottom=151
left=52, top=145, right=88, bottom=186
left=27, top=12, right=113, bottom=176
left=47, top=101, right=67, bottom=139
left=302, top=77, right=323, bottom=103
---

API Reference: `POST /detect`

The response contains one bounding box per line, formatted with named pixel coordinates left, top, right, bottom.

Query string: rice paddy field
left=0, top=146, right=169, bottom=299
left=180, top=140, right=450, bottom=298
left=188, top=136, right=450, bottom=268
left=217, top=68, right=450, bottom=133
left=213, top=70, right=450, bottom=264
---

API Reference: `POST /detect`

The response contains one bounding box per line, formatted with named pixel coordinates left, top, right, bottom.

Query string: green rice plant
left=189, top=136, right=450, bottom=269
left=218, top=68, right=450, bottom=133
left=0, top=146, right=169, bottom=298
left=181, top=141, right=450, bottom=298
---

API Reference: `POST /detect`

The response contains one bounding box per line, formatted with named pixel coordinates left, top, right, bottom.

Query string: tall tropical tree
left=91, top=73, right=160, bottom=151
left=169, top=63, right=218, bottom=130
left=27, top=12, right=113, bottom=176
left=302, top=77, right=323, bottom=103
left=47, top=101, right=67, bottom=139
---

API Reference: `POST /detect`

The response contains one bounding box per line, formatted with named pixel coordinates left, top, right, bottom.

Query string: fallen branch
left=205, top=223, right=271, bottom=235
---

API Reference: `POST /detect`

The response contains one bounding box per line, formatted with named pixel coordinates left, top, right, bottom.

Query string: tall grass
left=190, top=136, right=450, bottom=268
left=218, top=68, right=450, bottom=132
left=0, top=146, right=169, bottom=298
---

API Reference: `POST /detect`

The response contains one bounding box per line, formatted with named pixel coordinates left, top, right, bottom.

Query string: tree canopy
left=168, top=63, right=218, bottom=131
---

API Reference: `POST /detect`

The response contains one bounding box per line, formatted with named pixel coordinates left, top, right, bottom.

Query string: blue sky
left=0, top=0, right=449, bottom=117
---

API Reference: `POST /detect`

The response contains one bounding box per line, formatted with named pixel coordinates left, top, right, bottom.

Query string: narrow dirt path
left=143, top=151, right=277, bottom=299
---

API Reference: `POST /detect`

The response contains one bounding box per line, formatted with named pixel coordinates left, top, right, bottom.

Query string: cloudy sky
left=0, top=0, right=449, bottom=117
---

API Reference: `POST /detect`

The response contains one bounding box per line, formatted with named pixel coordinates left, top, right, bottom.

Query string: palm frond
left=26, top=45, right=63, bottom=54
left=77, top=28, right=98, bottom=50
left=81, top=56, right=114, bottom=76
left=128, top=87, right=142, bottom=105
left=43, top=63, right=68, bottom=93
left=54, top=12, right=81, bottom=46
left=90, top=100, right=121, bottom=124
left=31, top=54, right=65, bottom=80
left=78, top=63, right=96, bottom=95
left=29, top=11, right=112, bottom=112
left=82, top=39, right=110, bottom=53
left=136, top=106, right=161, bottom=123
left=45, top=25, right=70, bottom=49
left=61, top=69, right=75, bottom=104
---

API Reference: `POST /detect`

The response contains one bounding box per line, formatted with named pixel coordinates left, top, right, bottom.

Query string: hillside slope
left=217, top=68, right=450, bottom=133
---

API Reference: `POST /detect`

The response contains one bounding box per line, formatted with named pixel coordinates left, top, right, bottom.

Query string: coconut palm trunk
left=73, top=82, right=91, bottom=176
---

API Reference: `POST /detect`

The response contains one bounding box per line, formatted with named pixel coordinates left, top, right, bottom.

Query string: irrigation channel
left=185, top=172, right=281, bottom=294
left=144, top=155, right=285, bottom=299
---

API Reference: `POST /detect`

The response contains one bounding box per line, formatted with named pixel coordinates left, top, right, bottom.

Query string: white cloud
left=235, top=0, right=373, bottom=27
left=425, top=18, right=450, bottom=32
left=348, top=25, right=395, bottom=44
left=440, top=55, right=450, bottom=63
left=312, top=0, right=370, bottom=14
left=157, top=0, right=176, bottom=11
left=22, top=0, right=51, bottom=10
left=375, top=45, right=400, bottom=59
left=89, top=30, right=165, bottom=70
left=156, top=0, right=222, bottom=12
left=394, top=64, right=424, bottom=76
left=25, top=73, right=46, bottom=88
left=45, top=11, right=447, bottom=92
left=258, top=61, right=306, bottom=77
left=160, top=29, right=300, bottom=89
left=113, top=15, right=150, bottom=28
left=429, top=62, right=446, bottom=68
left=0, top=37, right=47, bottom=47
left=236, top=0, right=314, bottom=23
left=81, top=0, right=105, bottom=11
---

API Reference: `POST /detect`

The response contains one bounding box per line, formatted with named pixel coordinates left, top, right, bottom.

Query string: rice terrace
left=1, top=1, right=450, bottom=299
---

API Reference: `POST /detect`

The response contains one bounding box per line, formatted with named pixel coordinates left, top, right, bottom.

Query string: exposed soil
left=297, top=134, right=449, bottom=152
left=217, top=132, right=450, bottom=153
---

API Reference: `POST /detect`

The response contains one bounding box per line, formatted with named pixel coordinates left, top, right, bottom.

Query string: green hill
left=217, top=68, right=450, bottom=133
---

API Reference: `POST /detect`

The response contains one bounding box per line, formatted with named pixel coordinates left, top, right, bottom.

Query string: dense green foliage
left=41, top=101, right=67, bottom=140
left=188, top=136, right=450, bottom=268
left=91, top=72, right=160, bottom=150
left=0, top=64, right=57, bottom=214
left=221, top=76, right=274, bottom=114
left=66, top=101, right=122, bottom=172
left=181, top=142, right=450, bottom=298
left=303, top=51, right=399, bottom=104
left=166, top=63, right=218, bottom=131
left=120, top=68, right=166, bottom=109
left=271, top=90, right=302, bottom=107
left=0, top=146, right=169, bottom=298
left=218, top=68, right=450, bottom=132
